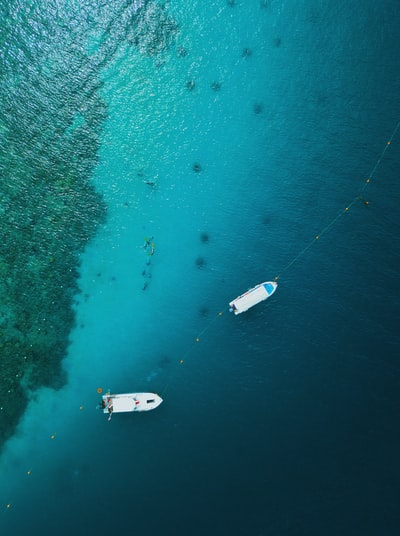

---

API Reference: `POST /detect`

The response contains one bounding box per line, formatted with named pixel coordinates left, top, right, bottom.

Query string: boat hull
left=229, top=281, right=277, bottom=315
left=102, top=392, right=163, bottom=414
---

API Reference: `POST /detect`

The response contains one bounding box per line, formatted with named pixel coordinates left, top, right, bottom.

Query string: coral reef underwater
left=0, top=0, right=177, bottom=450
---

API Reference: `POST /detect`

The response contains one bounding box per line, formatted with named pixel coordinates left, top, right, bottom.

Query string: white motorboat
left=229, top=281, right=278, bottom=315
left=102, top=392, right=163, bottom=420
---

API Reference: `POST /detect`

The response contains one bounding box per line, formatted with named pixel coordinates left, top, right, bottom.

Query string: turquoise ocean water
left=1, top=1, right=400, bottom=534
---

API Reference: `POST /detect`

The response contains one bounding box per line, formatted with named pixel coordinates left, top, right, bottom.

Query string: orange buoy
left=97, top=387, right=103, bottom=394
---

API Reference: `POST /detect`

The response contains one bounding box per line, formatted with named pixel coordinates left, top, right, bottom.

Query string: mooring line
left=274, top=121, right=400, bottom=281
left=167, top=120, right=400, bottom=380
left=4, top=121, right=399, bottom=512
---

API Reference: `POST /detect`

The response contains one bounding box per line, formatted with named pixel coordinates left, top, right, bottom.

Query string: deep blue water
left=1, top=1, right=400, bottom=534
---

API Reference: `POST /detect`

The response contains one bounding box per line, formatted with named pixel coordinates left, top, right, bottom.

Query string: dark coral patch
left=177, top=47, right=188, bottom=57
left=198, top=306, right=209, bottom=317
left=195, top=256, right=206, bottom=268
left=193, top=162, right=202, bottom=173
left=200, top=232, right=209, bottom=243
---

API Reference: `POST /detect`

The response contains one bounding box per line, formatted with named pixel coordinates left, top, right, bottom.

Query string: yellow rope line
left=180, top=309, right=225, bottom=361
left=274, top=121, right=400, bottom=281
left=5, top=121, right=399, bottom=510
left=160, top=310, right=225, bottom=396
left=172, top=120, right=400, bottom=376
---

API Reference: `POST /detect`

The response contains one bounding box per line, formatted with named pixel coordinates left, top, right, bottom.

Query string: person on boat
left=107, top=398, right=113, bottom=421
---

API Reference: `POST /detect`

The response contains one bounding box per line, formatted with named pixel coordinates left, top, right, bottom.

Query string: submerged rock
left=200, top=232, right=209, bottom=243
left=193, top=162, right=202, bottom=173
left=195, top=256, right=206, bottom=268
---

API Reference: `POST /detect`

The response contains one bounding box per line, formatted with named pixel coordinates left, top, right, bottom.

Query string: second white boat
left=229, top=281, right=278, bottom=315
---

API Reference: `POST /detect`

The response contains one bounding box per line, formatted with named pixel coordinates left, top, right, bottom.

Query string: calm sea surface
left=1, top=1, right=399, bottom=534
